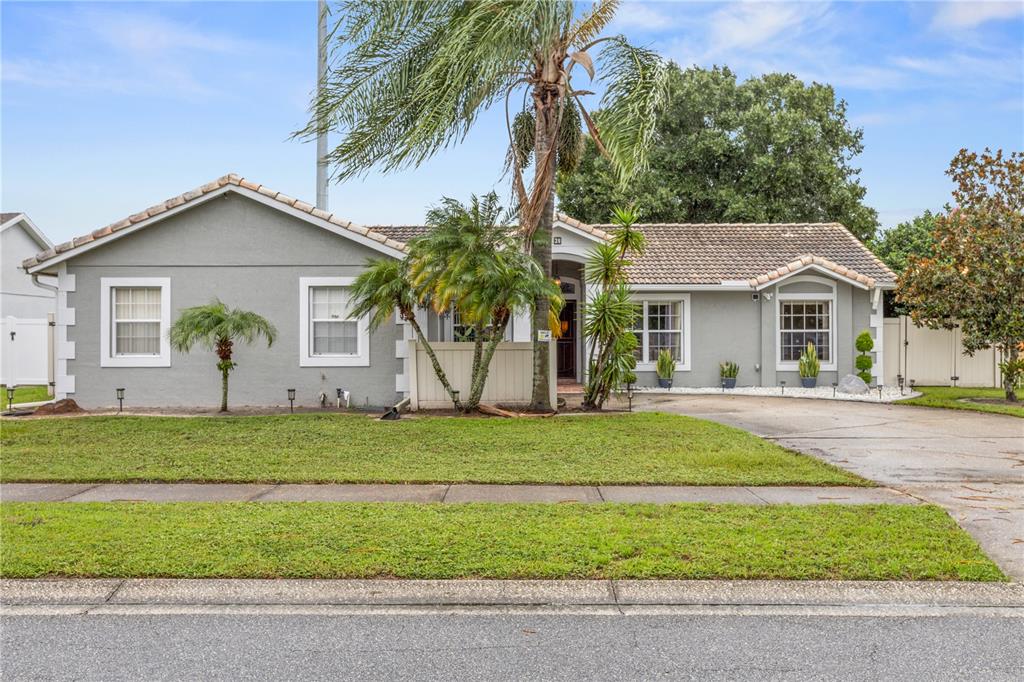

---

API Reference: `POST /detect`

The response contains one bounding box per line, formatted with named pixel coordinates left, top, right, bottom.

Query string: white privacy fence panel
left=1, top=316, right=52, bottom=387
left=883, top=316, right=1001, bottom=388
left=407, top=341, right=556, bottom=410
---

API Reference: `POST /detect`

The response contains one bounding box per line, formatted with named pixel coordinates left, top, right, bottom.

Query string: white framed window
left=776, top=278, right=836, bottom=371
left=299, top=277, right=369, bottom=366
left=447, top=307, right=513, bottom=343
left=100, top=277, right=171, bottom=367
left=630, top=295, right=691, bottom=371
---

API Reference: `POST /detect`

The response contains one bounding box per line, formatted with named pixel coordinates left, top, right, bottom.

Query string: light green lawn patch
left=901, top=386, right=1023, bottom=418
left=1, top=385, right=50, bottom=405
left=0, top=502, right=1002, bottom=581
left=0, top=412, right=865, bottom=486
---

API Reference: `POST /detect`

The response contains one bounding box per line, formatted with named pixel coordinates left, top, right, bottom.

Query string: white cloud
left=931, top=1, right=1024, bottom=30
left=704, top=1, right=832, bottom=56
left=610, top=2, right=676, bottom=31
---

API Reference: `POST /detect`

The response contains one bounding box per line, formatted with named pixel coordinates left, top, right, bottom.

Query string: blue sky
left=2, top=1, right=1022, bottom=244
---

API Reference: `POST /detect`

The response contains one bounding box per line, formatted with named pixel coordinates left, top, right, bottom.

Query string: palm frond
left=568, top=0, right=621, bottom=48
left=297, top=1, right=574, bottom=182
left=594, top=37, right=668, bottom=184
left=169, top=299, right=276, bottom=352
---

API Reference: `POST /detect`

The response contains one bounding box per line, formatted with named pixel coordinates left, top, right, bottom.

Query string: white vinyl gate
left=0, top=315, right=53, bottom=387
left=883, top=316, right=1002, bottom=388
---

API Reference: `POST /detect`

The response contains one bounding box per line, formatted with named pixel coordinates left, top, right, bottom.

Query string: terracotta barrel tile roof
left=22, top=173, right=409, bottom=270
left=584, top=220, right=895, bottom=286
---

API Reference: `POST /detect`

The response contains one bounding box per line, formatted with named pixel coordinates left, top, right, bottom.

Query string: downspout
left=758, top=290, right=763, bottom=387
left=31, top=273, right=59, bottom=398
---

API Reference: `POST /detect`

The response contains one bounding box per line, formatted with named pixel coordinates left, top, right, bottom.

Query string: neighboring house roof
left=583, top=220, right=895, bottom=287
left=370, top=225, right=433, bottom=243
left=23, top=174, right=408, bottom=272
left=1, top=212, right=53, bottom=251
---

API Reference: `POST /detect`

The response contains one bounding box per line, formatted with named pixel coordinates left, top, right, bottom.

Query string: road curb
left=3, top=579, right=1022, bottom=608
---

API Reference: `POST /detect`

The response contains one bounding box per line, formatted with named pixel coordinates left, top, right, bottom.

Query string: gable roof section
left=23, top=174, right=407, bottom=272
left=554, top=213, right=614, bottom=241
left=369, top=225, right=433, bottom=243
left=2, top=212, right=53, bottom=251
left=581, top=220, right=894, bottom=287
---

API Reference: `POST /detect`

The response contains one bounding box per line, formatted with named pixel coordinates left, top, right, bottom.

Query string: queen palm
left=299, top=0, right=667, bottom=410
left=169, top=300, right=277, bottom=412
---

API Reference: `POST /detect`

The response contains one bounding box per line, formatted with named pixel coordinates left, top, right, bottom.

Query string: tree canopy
left=557, top=65, right=879, bottom=242
left=898, top=148, right=1024, bottom=401
left=870, top=211, right=938, bottom=274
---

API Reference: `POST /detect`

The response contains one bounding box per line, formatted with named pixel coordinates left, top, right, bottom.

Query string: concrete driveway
left=637, top=394, right=1024, bottom=580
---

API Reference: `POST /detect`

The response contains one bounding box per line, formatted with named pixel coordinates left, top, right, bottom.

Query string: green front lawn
left=0, top=502, right=1002, bottom=580
left=0, top=412, right=865, bottom=486
left=1, top=384, right=50, bottom=405
left=901, top=386, right=1024, bottom=418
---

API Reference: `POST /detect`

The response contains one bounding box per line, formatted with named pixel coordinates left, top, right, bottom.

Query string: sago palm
left=169, top=300, right=277, bottom=412
left=348, top=258, right=462, bottom=409
left=298, top=0, right=668, bottom=410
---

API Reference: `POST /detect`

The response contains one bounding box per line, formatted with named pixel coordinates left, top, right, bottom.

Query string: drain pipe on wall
left=31, top=274, right=59, bottom=397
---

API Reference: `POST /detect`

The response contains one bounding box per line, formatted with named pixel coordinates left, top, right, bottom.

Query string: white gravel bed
left=635, top=385, right=919, bottom=403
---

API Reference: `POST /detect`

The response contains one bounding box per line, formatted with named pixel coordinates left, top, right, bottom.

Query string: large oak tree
left=557, top=65, right=879, bottom=242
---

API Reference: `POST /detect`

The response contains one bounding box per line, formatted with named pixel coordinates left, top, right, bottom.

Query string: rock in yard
left=837, top=374, right=869, bottom=395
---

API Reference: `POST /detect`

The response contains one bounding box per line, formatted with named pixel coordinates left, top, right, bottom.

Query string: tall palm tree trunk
left=529, top=78, right=560, bottom=412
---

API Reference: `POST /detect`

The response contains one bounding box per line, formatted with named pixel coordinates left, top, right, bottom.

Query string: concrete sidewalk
left=0, top=482, right=918, bottom=505
left=2, top=578, right=1022, bottom=613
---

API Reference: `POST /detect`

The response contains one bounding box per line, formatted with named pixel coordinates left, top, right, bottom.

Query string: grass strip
left=0, top=502, right=1002, bottom=581
left=1, top=385, right=49, bottom=405
left=900, top=386, right=1023, bottom=418
left=0, top=412, right=865, bottom=486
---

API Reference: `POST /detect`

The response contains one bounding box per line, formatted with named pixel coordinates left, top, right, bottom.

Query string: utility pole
left=315, top=0, right=329, bottom=211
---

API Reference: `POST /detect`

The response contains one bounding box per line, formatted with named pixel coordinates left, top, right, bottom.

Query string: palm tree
left=348, top=258, right=462, bottom=409
left=169, top=300, right=277, bottom=412
left=582, top=206, right=644, bottom=409
left=409, top=193, right=561, bottom=412
left=298, top=0, right=668, bottom=410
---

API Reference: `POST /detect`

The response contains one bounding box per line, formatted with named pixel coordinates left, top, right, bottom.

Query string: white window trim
left=775, top=277, right=837, bottom=372
left=299, top=277, right=370, bottom=367
left=632, top=293, right=691, bottom=372
left=100, top=277, right=171, bottom=368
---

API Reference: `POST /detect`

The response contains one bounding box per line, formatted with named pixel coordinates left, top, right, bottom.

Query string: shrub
left=719, top=361, right=739, bottom=378
left=855, top=330, right=874, bottom=383
left=656, top=349, right=676, bottom=379
left=798, top=342, right=820, bottom=378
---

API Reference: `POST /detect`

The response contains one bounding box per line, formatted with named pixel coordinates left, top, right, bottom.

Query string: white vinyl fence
left=407, top=341, right=556, bottom=410
left=1, top=315, right=53, bottom=388
left=883, top=316, right=1002, bottom=388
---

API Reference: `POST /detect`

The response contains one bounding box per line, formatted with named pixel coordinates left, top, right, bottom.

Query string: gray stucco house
left=23, top=174, right=895, bottom=408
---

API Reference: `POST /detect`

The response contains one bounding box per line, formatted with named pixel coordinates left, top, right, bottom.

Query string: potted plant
left=656, top=349, right=676, bottom=389
left=798, top=342, right=820, bottom=388
left=719, top=361, right=739, bottom=389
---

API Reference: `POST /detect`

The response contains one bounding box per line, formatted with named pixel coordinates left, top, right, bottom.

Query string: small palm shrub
left=656, top=349, right=676, bottom=379
left=855, top=330, right=874, bottom=383
left=798, top=342, right=820, bottom=378
left=719, top=361, right=739, bottom=378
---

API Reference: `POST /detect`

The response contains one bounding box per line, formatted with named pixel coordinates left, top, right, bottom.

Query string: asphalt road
left=3, top=609, right=1022, bottom=680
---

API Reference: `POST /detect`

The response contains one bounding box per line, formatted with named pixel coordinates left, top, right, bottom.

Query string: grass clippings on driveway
left=0, top=412, right=865, bottom=486
left=0, top=502, right=1003, bottom=581
left=901, top=386, right=1024, bottom=418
